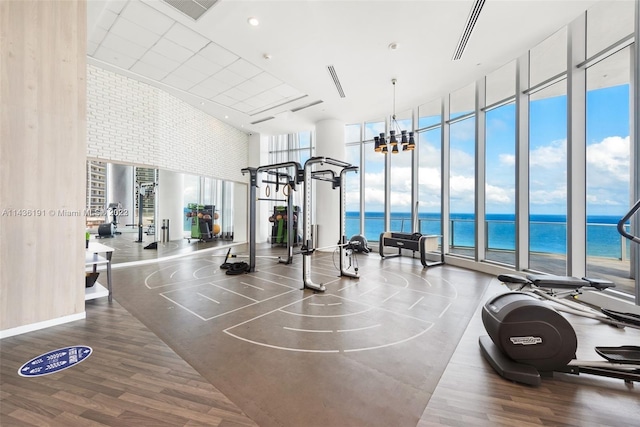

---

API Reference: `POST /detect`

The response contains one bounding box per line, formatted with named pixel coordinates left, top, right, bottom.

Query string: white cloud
left=499, top=153, right=515, bottom=166
left=530, top=139, right=566, bottom=168
left=486, top=183, right=512, bottom=204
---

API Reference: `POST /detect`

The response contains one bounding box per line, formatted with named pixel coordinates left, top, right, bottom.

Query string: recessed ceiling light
left=388, top=42, right=399, bottom=51
left=225, top=115, right=229, bottom=119
left=247, top=17, right=259, bottom=26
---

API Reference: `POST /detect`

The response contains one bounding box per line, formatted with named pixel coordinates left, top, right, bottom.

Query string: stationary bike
left=479, top=201, right=640, bottom=386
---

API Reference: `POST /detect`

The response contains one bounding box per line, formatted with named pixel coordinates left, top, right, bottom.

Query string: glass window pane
left=298, top=131, right=311, bottom=149
left=389, top=110, right=413, bottom=232
left=365, top=119, right=385, bottom=141
left=529, top=81, right=567, bottom=273
left=485, top=103, right=516, bottom=266
left=364, top=143, right=385, bottom=241
left=586, top=46, right=632, bottom=295
left=345, top=124, right=361, bottom=143
left=449, top=116, right=476, bottom=256
left=418, top=99, right=441, bottom=129
left=418, top=128, right=441, bottom=236
left=345, top=144, right=361, bottom=237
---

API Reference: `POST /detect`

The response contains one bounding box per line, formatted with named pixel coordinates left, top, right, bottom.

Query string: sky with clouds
left=345, top=83, right=631, bottom=218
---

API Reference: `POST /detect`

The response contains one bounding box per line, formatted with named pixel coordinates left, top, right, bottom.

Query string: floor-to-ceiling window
left=337, top=4, right=638, bottom=302
left=449, top=83, right=476, bottom=257
left=528, top=27, right=568, bottom=274
left=585, top=0, right=634, bottom=294
left=345, top=124, right=361, bottom=237
left=364, top=119, right=385, bottom=241
left=417, top=99, right=442, bottom=237
left=484, top=61, right=516, bottom=265
left=389, top=110, right=413, bottom=232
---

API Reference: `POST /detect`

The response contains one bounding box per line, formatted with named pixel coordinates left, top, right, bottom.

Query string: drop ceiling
left=87, top=0, right=601, bottom=135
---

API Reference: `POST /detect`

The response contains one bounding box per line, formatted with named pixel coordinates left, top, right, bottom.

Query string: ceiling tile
left=224, top=87, right=251, bottom=102
left=106, top=0, right=127, bottom=14
left=88, top=26, right=108, bottom=45
left=161, top=73, right=196, bottom=91
left=97, top=9, right=118, bottom=30
left=87, top=41, right=99, bottom=56
left=101, top=32, right=148, bottom=60
left=211, top=93, right=238, bottom=106
left=250, top=72, right=282, bottom=91
left=231, top=102, right=254, bottom=113
left=188, top=83, right=220, bottom=99
left=183, top=54, right=223, bottom=76
left=212, top=68, right=245, bottom=87
left=121, top=0, right=174, bottom=35
left=198, top=75, right=232, bottom=94
left=164, top=23, right=210, bottom=52
left=254, top=89, right=283, bottom=104
left=110, top=17, right=162, bottom=50
left=139, top=50, right=181, bottom=73
left=130, top=61, right=170, bottom=81
left=272, top=84, right=302, bottom=98
left=226, top=59, right=262, bottom=79
left=198, top=43, right=238, bottom=67
left=151, top=38, right=194, bottom=62
left=243, top=96, right=272, bottom=109
left=235, top=80, right=264, bottom=96
left=170, top=64, right=209, bottom=85
left=93, top=45, right=137, bottom=69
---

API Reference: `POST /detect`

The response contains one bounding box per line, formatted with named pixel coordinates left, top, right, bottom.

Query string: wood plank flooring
left=2, top=247, right=639, bottom=427
left=0, top=298, right=258, bottom=427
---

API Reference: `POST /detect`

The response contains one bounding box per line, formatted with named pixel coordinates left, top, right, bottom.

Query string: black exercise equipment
left=481, top=198, right=640, bottom=386
left=97, top=222, right=115, bottom=238
left=349, top=235, right=370, bottom=253
left=496, top=273, right=633, bottom=329
left=479, top=292, right=640, bottom=386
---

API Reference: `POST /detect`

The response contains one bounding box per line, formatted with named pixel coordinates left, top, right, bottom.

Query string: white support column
left=515, top=52, right=530, bottom=271
left=441, top=96, right=451, bottom=254
left=476, top=77, right=487, bottom=261
left=411, top=108, right=419, bottom=232
left=633, top=0, right=640, bottom=303
left=157, top=169, right=185, bottom=242
left=247, top=133, right=270, bottom=243
left=315, top=119, right=346, bottom=250
left=567, top=13, right=587, bottom=278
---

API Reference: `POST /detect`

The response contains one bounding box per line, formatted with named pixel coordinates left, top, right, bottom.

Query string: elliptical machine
left=479, top=201, right=640, bottom=386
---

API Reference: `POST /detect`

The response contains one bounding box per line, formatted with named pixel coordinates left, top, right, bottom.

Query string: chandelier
left=374, top=79, right=415, bottom=154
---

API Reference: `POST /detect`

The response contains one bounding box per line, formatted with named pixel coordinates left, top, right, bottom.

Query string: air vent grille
left=291, top=100, right=323, bottom=113
left=162, top=0, right=218, bottom=21
left=250, top=116, right=275, bottom=125
left=327, top=65, right=346, bottom=98
left=452, top=0, right=485, bottom=61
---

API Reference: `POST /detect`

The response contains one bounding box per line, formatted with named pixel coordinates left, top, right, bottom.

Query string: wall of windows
left=341, top=3, right=639, bottom=302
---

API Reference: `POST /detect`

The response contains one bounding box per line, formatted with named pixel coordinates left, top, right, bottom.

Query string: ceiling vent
left=452, top=0, right=485, bottom=61
left=250, top=116, right=275, bottom=125
left=291, top=100, right=324, bottom=113
left=161, top=0, right=219, bottom=21
left=327, top=65, right=346, bottom=98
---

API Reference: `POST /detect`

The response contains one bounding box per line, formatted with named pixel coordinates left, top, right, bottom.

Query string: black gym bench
left=378, top=232, right=444, bottom=267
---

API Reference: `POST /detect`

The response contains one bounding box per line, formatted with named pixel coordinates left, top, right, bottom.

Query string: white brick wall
left=87, top=65, right=249, bottom=183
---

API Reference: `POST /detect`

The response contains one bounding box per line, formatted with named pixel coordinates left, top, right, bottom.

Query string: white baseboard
left=0, top=312, right=86, bottom=340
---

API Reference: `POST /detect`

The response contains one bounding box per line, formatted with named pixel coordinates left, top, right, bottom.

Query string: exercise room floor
left=109, top=246, right=491, bottom=427
left=2, top=245, right=639, bottom=426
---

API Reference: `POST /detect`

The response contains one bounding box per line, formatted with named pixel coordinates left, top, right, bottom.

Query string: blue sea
left=346, top=212, right=630, bottom=259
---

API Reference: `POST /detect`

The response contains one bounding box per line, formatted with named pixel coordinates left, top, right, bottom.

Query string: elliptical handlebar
left=617, top=199, right=640, bottom=244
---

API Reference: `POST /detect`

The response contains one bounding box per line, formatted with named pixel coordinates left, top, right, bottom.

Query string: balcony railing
left=346, top=215, right=631, bottom=260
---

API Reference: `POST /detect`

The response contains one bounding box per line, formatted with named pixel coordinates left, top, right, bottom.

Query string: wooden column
left=1, top=0, right=87, bottom=334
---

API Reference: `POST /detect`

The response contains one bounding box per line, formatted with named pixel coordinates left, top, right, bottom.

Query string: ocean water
left=346, top=212, right=630, bottom=259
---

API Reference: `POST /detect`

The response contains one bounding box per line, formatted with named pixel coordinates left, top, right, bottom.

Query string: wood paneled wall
left=0, top=0, right=87, bottom=332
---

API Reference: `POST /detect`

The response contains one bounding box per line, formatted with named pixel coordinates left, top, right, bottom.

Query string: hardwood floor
left=2, top=246, right=639, bottom=427
left=0, top=298, right=258, bottom=427
left=418, top=279, right=640, bottom=427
